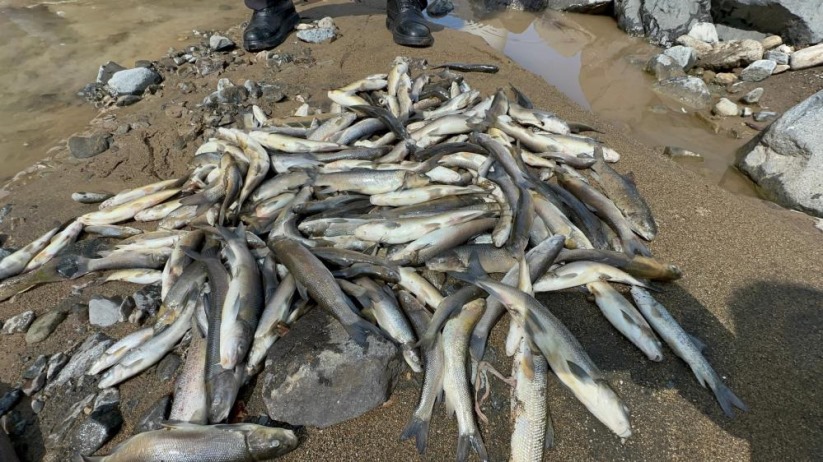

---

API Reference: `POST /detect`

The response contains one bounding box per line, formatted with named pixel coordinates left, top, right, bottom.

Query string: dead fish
left=71, top=192, right=113, bottom=204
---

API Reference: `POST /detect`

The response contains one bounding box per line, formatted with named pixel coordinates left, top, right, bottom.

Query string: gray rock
left=645, top=54, right=686, bottom=80
left=753, top=110, right=778, bottom=122
left=217, top=86, right=249, bottom=105
left=244, top=80, right=262, bottom=99
left=46, top=333, right=114, bottom=393
left=741, top=106, right=753, bottom=117
left=23, top=355, right=48, bottom=379
left=26, top=309, right=68, bottom=344
left=107, top=67, right=161, bottom=96
left=714, top=24, right=768, bottom=41
left=209, top=34, right=235, bottom=51
left=96, top=61, right=126, bottom=85
left=761, top=35, right=784, bottom=50
left=2, top=310, right=35, bottom=334
left=196, top=57, right=226, bottom=76
left=89, top=295, right=124, bottom=327
left=790, top=43, right=823, bottom=70
left=713, top=97, right=740, bottom=116
left=664, top=45, right=698, bottom=70
left=740, top=59, right=776, bottom=81
left=261, top=308, right=402, bottom=428
left=688, top=22, right=719, bottom=43
left=70, top=388, right=122, bottom=456
left=296, top=27, right=337, bottom=44
left=133, top=284, right=162, bottom=316
left=46, top=393, right=96, bottom=449
left=135, top=395, right=171, bottom=434
left=739, top=89, right=823, bottom=216
left=614, top=0, right=712, bottom=46
left=0, top=389, right=22, bottom=417
left=0, top=248, right=11, bottom=260
left=652, top=76, right=712, bottom=109
left=46, top=353, right=69, bottom=381
left=68, top=134, right=111, bottom=159
left=764, top=49, right=789, bottom=65
left=773, top=64, right=790, bottom=74
left=741, top=87, right=764, bottom=104
left=712, top=0, right=823, bottom=46
left=546, top=0, right=611, bottom=13
left=155, top=353, right=182, bottom=382
left=698, top=39, right=764, bottom=70
left=31, top=399, right=45, bottom=414
left=23, top=371, right=46, bottom=396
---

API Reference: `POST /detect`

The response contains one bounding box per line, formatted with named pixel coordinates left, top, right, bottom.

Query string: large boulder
left=738, top=89, right=823, bottom=217
left=261, top=309, right=402, bottom=428
left=546, top=0, right=611, bottom=13
left=712, top=0, right=823, bottom=46
left=614, top=0, right=712, bottom=46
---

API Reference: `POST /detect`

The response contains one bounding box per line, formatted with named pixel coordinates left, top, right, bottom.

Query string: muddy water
left=432, top=1, right=759, bottom=195
left=0, top=0, right=247, bottom=181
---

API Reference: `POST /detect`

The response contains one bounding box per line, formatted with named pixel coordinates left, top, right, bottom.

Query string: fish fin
left=159, top=420, right=203, bottom=430
left=545, top=416, right=556, bottom=449
left=624, top=171, right=637, bottom=184
left=399, top=416, right=431, bottom=455
left=566, top=360, right=594, bottom=384
left=688, top=334, right=708, bottom=353
left=621, top=310, right=640, bottom=327
left=295, top=281, right=309, bottom=301
left=457, top=432, right=489, bottom=462
left=180, top=192, right=210, bottom=207
left=469, top=331, right=489, bottom=363
left=567, top=121, right=603, bottom=134
left=344, top=318, right=384, bottom=346
left=711, top=381, right=748, bottom=417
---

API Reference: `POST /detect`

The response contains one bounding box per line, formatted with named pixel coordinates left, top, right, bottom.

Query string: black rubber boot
left=386, top=0, right=433, bottom=47
left=243, top=1, right=300, bottom=52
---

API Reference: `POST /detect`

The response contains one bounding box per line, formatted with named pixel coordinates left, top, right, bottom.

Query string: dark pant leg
left=245, top=0, right=280, bottom=10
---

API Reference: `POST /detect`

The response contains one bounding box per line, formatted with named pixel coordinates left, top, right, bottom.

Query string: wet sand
left=0, top=1, right=821, bottom=461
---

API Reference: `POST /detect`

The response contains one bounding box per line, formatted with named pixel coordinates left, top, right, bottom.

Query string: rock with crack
left=261, top=308, right=402, bottom=428
left=698, top=39, right=764, bottom=70
left=614, top=0, right=712, bottom=46
left=712, top=0, right=823, bottom=46
left=738, top=89, right=823, bottom=217
left=546, top=0, right=611, bottom=13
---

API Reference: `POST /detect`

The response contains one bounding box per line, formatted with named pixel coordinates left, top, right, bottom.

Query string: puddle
left=431, top=1, right=759, bottom=196
left=0, top=0, right=248, bottom=182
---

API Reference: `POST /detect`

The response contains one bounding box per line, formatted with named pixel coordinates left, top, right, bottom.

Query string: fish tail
left=457, top=432, right=489, bottom=462
left=399, top=415, right=430, bottom=454
left=469, top=330, right=489, bottom=362
left=180, top=192, right=211, bottom=207
left=711, top=380, right=748, bottom=417
left=446, top=249, right=487, bottom=285
left=344, top=319, right=383, bottom=347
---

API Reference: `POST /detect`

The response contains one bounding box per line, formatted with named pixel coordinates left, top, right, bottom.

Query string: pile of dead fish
left=0, top=57, right=747, bottom=461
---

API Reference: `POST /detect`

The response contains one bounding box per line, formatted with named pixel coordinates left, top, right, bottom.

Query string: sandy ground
left=0, top=1, right=821, bottom=461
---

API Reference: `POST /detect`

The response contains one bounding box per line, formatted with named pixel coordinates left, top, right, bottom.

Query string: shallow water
left=431, top=1, right=758, bottom=195
left=0, top=0, right=247, bottom=181
left=0, top=0, right=756, bottom=195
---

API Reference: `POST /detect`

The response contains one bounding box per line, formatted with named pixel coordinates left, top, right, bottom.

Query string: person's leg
left=243, top=0, right=300, bottom=52
left=386, top=0, right=433, bottom=47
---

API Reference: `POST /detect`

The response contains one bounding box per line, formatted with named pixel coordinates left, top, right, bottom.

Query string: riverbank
left=0, top=2, right=821, bottom=461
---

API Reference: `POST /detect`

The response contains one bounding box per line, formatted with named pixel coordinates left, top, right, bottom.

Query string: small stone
left=114, top=124, right=130, bottom=135
left=134, top=60, right=153, bottom=69
left=31, top=399, right=45, bottom=414
left=178, top=81, right=195, bottom=94
left=116, top=95, right=142, bottom=107
left=155, top=353, right=182, bottom=382
left=89, top=296, right=124, bottom=327
left=107, top=67, right=161, bottom=96
left=740, top=60, right=776, bottom=82
left=688, top=22, right=718, bottom=44
left=664, top=46, right=697, bottom=71
left=663, top=146, right=704, bottom=160
left=135, top=395, right=171, bottom=434
left=96, top=61, right=126, bottom=85
left=764, top=50, right=789, bottom=65
left=651, top=76, right=712, bottom=109
left=317, top=16, right=336, bottom=29
left=714, top=72, right=737, bottom=85
left=713, top=98, right=740, bottom=117
left=46, top=353, right=69, bottom=381
left=196, top=57, right=225, bottom=76
left=675, top=35, right=712, bottom=57
left=68, top=134, right=111, bottom=159
left=25, top=310, right=68, bottom=344
left=133, top=284, right=162, bottom=317
left=23, top=371, right=46, bottom=396
left=727, top=81, right=746, bottom=94
left=772, top=64, right=790, bottom=75
left=209, top=34, right=235, bottom=51
left=790, top=43, right=823, bottom=70
left=702, top=70, right=716, bottom=84
left=753, top=111, right=778, bottom=122
left=244, top=80, right=262, bottom=98
left=70, top=388, right=122, bottom=456
left=23, top=355, right=48, bottom=379
left=2, top=310, right=35, bottom=334
left=775, top=44, right=793, bottom=54
left=296, top=27, right=337, bottom=44
left=741, top=107, right=753, bottom=117
left=0, top=389, right=22, bottom=416
left=217, top=86, right=249, bottom=104
left=761, top=36, right=783, bottom=50
left=741, top=88, right=764, bottom=104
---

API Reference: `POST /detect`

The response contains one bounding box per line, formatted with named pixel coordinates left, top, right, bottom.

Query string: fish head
left=404, top=172, right=432, bottom=189
left=591, top=379, right=632, bottom=438
left=402, top=347, right=424, bottom=373
left=245, top=426, right=299, bottom=459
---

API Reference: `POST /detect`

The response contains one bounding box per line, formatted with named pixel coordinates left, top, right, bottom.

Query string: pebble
left=89, top=295, right=133, bottom=327
left=116, top=95, right=142, bottom=106
left=675, top=35, right=712, bottom=57
left=741, top=87, right=764, bottom=104
left=244, top=80, right=262, bottom=98
left=645, top=54, right=684, bottom=80
left=23, top=355, right=48, bottom=379
left=155, top=353, right=182, bottom=382
left=741, top=107, right=753, bottom=117
left=663, top=46, right=697, bottom=71
left=688, top=22, right=718, bottom=44
left=68, top=134, right=111, bottom=159
left=134, top=395, right=171, bottom=434
left=209, top=34, right=235, bottom=51
left=317, top=16, right=336, bottom=29
left=296, top=27, right=337, bottom=44
left=31, top=399, right=45, bottom=414
left=772, top=64, right=790, bottom=75
left=25, top=309, right=68, bottom=344
left=195, top=57, right=225, bottom=76
left=740, top=59, right=776, bottom=82
left=22, top=371, right=46, bottom=396
left=96, top=61, right=126, bottom=85
left=2, top=310, right=35, bottom=334
left=753, top=111, right=778, bottom=122
left=132, top=284, right=162, bottom=317
left=761, top=35, right=783, bottom=50
left=0, top=389, right=22, bottom=417
left=727, top=81, right=746, bottom=94
left=107, top=67, right=161, bottom=96
left=790, top=43, right=823, bottom=70
left=713, top=98, right=740, bottom=116
left=764, top=50, right=789, bottom=65
left=714, top=72, right=737, bottom=85
left=774, top=44, right=793, bottom=54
